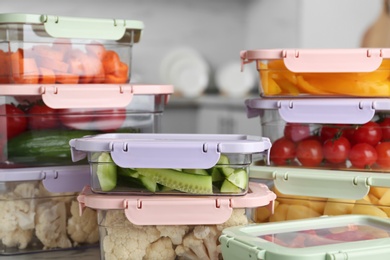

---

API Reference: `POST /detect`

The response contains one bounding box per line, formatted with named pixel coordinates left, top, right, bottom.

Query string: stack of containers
left=217, top=49, right=390, bottom=259
left=70, top=133, right=277, bottom=260
left=0, top=13, right=176, bottom=256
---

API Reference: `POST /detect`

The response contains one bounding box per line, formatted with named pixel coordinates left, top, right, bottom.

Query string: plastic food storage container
left=240, top=48, right=390, bottom=97
left=220, top=215, right=390, bottom=260
left=250, top=166, right=390, bottom=223
left=77, top=182, right=276, bottom=260
left=0, top=13, right=143, bottom=84
left=0, top=165, right=99, bottom=255
left=69, top=133, right=272, bottom=195
left=246, top=98, right=390, bottom=171
left=0, top=84, right=173, bottom=168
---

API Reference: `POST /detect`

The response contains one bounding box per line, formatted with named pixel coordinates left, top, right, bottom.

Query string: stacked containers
left=217, top=48, right=390, bottom=258
left=0, top=13, right=174, bottom=255
left=70, top=133, right=277, bottom=259
left=238, top=49, right=390, bottom=221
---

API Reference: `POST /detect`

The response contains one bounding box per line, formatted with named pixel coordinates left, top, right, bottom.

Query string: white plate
left=160, top=47, right=210, bottom=98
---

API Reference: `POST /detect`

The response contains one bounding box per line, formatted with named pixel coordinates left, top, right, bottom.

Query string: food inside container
left=250, top=166, right=390, bottom=223
left=220, top=215, right=390, bottom=260
left=240, top=48, right=390, bottom=97
left=246, top=98, right=390, bottom=172
left=0, top=85, right=173, bottom=168
left=77, top=182, right=276, bottom=260
left=0, top=13, right=143, bottom=84
left=0, top=165, right=98, bottom=254
left=69, top=133, right=272, bottom=195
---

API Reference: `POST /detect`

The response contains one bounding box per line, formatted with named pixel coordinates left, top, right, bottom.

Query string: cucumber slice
left=220, top=166, right=235, bottom=177
left=118, top=167, right=139, bottom=178
left=138, top=175, right=158, bottom=192
left=220, top=180, right=243, bottom=193
left=217, top=154, right=230, bottom=165
left=118, top=167, right=157, bottom=192
left=96, top=153, right=117, bottom=192
left=136, top=168, right=213, bottom=194
left=210, top=167, right=224, bottom=182
left=226, top=169, right=248, bottom=189
left=182, top=169, right=209, bottom=175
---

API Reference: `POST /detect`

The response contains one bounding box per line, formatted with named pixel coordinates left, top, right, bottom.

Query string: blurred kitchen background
left=1, top=0, right=384, bottom=134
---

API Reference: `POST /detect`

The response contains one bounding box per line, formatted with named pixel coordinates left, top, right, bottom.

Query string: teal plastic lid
left=0, top=13, right=144, bottom=41
left=220, top=215, right=390, bottom=260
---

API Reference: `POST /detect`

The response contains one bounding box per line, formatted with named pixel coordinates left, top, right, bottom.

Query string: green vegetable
left=136, top=168, right=213, bottom=194
left=220, top=179, right=243, bottom=193
left=226, top=169, right=248, bottom=189
left=118, top=167, right=157, bottom=192
left=182, top=169, right=209, bottom=175
left=6, top=129, right=97, bottom=163
left=96, top=153, right=117, bottom=192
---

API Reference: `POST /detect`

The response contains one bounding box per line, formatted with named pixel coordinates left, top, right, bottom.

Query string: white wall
left=0, top=0, right=383, bottom=84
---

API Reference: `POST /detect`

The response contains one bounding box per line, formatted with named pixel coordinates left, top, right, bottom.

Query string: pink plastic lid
left=77, top=182, right=276, bottom=225
left=240, top=48, right=390, bottom=73
left=0, top=84, right=174, bottom=109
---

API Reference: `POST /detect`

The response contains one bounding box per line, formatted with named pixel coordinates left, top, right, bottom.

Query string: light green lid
left=220, top=215, right=390, bottom=260
left=0, top=13, right=144, bottom=42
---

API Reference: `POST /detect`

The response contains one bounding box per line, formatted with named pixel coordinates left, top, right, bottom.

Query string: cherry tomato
left=319, top=125, right=342, bottom=143
left=0, top=104, right=27, bottom=139
left=270, top=137, right=296, bottom=166
left=28, top=104, right=59, bottom=130
left=93, top=108, right=126, bottom=132
left=323, top=136, right=351, bottom=164
left=352, top=121, right=382, bottom=146
left=379, top=117, right=390, bottom=142
left=349, top=143, right=377, bottom=169
left=59, top=108, right=94, bottom=130
left=375, top=142, right=390, bottom=168
left=284, top=123, right=311, bottom=143
left=296, top=139, right=324, bottom=167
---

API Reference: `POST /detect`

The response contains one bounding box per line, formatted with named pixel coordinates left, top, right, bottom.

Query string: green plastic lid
left=220, top=215, right=390, bottom=260
left=0, top=13, right=144, bottom=42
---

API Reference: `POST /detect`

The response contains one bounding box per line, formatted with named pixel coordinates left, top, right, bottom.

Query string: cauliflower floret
left=156, top=225, right=190, bottom=245
left=67, top=200, right=99, bottom=245
left=35, top=200, right=72, bottom=249
left=193, top=226, right=220, bottom=260
left=175, top=244, right=199, bottom=260
left=0, top=183, right=39, bottom=249
left=183, top=232, right=210, bottom=260
left=144, top=237, right=175, bottom=260
left=102, top=210, right=160, bottom=260
left=216, top=208, right=248, bottom=231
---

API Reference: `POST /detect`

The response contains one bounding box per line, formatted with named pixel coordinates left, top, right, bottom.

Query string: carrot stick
left=38, top=67, right=56, bottom=84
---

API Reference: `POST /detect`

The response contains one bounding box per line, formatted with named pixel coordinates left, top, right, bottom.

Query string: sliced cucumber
left=136, top=168, right=213, bottom=194
left=209, top=167, right=224, bottom=182
left=217, top=154, right=230, bottom=165
left=226, top=168, right=248, bottom=189
left=138, top=175, right=158, bottom=192
left=220, top=180, right=243, bottom=193
left=118, top=167, right=139, bottom=178
left=182, top=169, right=209, bottom=175
left=220, top=166, right=235, bottom=177
left=96, top=153, right=117, bottom=192
left=117, top=167, right=157, bottom=192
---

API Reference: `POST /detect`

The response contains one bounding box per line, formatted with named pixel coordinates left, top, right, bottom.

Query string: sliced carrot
left=56, top=73, right=79, bottom=84
left=92, top=63, right=105, bottom=83
left=102, top=50, right=121, bottom=75
left=38, top=56, right=69, bottom=73
left=85, top=41, right=106, bottom=60
left=11, top=51, right=39, bottom=84
left=0, top=50, right=10, bottom=83
left=52, top=39, right=72, bottom=55
left=104, top=62, right=128, bottom=83
left=38, top=67, right=56, bottom=84
left=32, top=45, right=65, bottom=61
left=104, top=74, right=128, bottom=83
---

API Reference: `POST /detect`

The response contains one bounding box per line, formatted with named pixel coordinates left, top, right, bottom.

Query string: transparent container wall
left=0, top=23, right=134, bottom=84
left=255, top=181, right=390, bottom=223
left=88, top=153, right=253, bottom=196
left=0, top=180, right=99, bottom=255
left=98, top=208, right=252, bottom=260
left=257, top=59, right=390, bottom=97
left=0, top=94, right=167, bottom=168
left=259, top=109, right=390, bottom=172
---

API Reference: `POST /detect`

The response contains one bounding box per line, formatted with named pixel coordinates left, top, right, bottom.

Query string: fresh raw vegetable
left=95, top=153, right=248, bottom=194
left=259, top=59, right=390, bottom=97
left=0, top=104, right=28, bottom=139
left=6, top=129, right=97, bottom=163
left=6, top=43, right=130, bottom=84
left=27, top=104, right=60, bottom=130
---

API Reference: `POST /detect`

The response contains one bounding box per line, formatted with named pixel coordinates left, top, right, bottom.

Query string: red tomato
left=59, top=108, right=94, bottom=130
left=375, top=142, right=390, bottom=168
left=93, top=108, right=126, bottom=132
left=0, top=104, right=27, bottom=139
left=323, top=136, right=351, bottom=164
left=296, top=139, right=324, bottom=167
left=379, top=117, right=390, bottom=142
left=270, top=137, right=296, bottom=166
left=349, top=143, right=378, bottom=169
left=319, top=125, right=342, bottom=143
left=284, top=123, right=311, bottom=142
left=352, top=121, right=382, bottom=146
left=28, top=104, right=59, bottom=130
